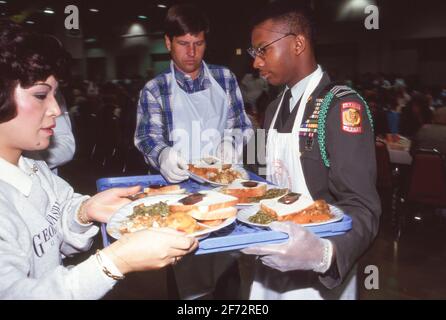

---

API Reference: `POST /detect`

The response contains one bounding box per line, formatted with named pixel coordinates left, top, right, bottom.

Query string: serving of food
left=237, top=192, right=343, bottom=227
left=120, top=201, right=202, bottom=234
left=188, top=157, right=249, bottom=186
left=107, top=192, right=238, bottom=239
left=216, top=179, right=288, bottom=205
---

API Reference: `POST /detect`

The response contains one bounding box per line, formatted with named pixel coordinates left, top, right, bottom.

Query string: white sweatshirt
left=0, top=156, right=117, bottom=299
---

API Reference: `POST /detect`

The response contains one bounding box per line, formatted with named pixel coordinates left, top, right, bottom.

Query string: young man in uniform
left=242, top=1, right=381, bottom=299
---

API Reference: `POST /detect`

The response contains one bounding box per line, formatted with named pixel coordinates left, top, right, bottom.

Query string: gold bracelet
left=77, top=200, right=91, bottom=224
left=95, top=250, right=125, bottom=280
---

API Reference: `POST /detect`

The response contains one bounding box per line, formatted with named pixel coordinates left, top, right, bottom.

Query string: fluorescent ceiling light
left=157, top=4, right=167, bottom=8
left=349, top=0, right=370, bottom=9
left=26, top=20, right=35, bottom=24
left=338, top=0, right=376, bottom=20
left=121, top=23, right=147, bottom=37
left=89, top=8, right=99, bottom=13
left=43, top=8, right=55, bottom=14
left=138, top=15, right=148, bottom=20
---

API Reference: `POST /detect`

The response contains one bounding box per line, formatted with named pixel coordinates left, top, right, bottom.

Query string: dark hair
left=250, top=0, right=315, bottom=45
left=164, top=4, right=210, bottom=40
left=0, top=20, right=70, bottom=123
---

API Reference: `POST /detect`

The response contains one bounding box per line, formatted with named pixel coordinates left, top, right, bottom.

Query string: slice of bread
left=188, top=206, right=237, bottom=221
left=221, top=179, right=267, bottom=199
left=144, top=184, right=186, bottom=196
left=260, top=194, right=314, bottom=218
left=169, top=191, right=238, bottom=213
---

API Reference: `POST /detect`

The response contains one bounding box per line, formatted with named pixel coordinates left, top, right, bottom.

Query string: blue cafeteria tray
left=97, top=173, right=352, bottom=255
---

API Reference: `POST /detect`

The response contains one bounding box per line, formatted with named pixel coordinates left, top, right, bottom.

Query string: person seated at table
left=0, top=20, right=197, bottom=299
left=400, top=93, right=433, bottom=138
left=385, top=95, right=401, bottom=134
left=364, top=91, right=389, bottom=136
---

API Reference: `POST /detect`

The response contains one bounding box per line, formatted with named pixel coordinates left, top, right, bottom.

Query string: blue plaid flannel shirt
left=135, top=62, right=253, bottom=169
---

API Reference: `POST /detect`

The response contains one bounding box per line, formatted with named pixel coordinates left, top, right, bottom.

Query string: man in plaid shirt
left=135, top=5, right=252, bottom=183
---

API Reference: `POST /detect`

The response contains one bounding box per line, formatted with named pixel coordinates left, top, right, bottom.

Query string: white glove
left=242, top=221, right=333, bottom=273
left=216, top=140, right=239, bottom=164
left=159, top=147, right=190, bottom=183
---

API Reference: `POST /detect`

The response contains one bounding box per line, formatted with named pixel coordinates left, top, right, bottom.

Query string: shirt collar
left=0, top=156, right=34, bottom=197
left=172, top=61, right=208, bottom=92
left=287, top=67, right=319, bottom=103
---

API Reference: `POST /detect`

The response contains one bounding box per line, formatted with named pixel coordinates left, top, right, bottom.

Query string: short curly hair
left=0, top=20, right=71, bottom=123
left=250, top=0, right=315, bottom=45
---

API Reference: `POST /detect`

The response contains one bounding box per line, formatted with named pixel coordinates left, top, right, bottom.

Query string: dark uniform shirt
left=264, top=72, right=381, bottom=289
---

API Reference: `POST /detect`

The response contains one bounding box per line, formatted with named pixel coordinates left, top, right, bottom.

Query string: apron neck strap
left=270, top=65, right=324, bottom=132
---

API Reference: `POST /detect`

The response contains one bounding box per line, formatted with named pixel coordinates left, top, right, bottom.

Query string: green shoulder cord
left=317, top=89, right=374, bottom=167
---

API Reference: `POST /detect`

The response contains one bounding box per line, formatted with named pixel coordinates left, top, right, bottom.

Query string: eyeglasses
left=247, top=33, right=296, bottom=59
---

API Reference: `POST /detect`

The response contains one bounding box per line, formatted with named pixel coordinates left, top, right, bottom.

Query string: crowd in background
left=58, top=71, right=446, bottom=176
left=59, top=76, right=147, bottom=174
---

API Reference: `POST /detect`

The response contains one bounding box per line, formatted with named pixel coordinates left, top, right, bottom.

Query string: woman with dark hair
left=0, top=21, right=197, bottom=299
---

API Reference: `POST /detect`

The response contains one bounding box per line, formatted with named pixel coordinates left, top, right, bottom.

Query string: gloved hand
left=159, top=147, right=190, bottom=183
left=102, top=228, right=198, bottom=275
left=242, top=221, right=333, bottom=273
left=216, top=140, right=239, bottom=164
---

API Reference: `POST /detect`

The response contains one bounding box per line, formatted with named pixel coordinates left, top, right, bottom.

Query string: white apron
left=168, top=61, right=235, bottom=299
left=170, top=61, right=229, bottom=162
left=250, top=66, right=358, bottom=300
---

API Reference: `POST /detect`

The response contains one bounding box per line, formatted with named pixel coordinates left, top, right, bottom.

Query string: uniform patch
left=341, top=102, right=362, bottom=134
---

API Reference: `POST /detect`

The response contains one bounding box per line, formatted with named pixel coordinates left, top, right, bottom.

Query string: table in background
left=378, top=134, right=413, bottom=165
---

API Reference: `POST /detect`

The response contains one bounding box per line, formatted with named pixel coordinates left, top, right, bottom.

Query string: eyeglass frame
left=247, top=32, right=297, bottom=59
